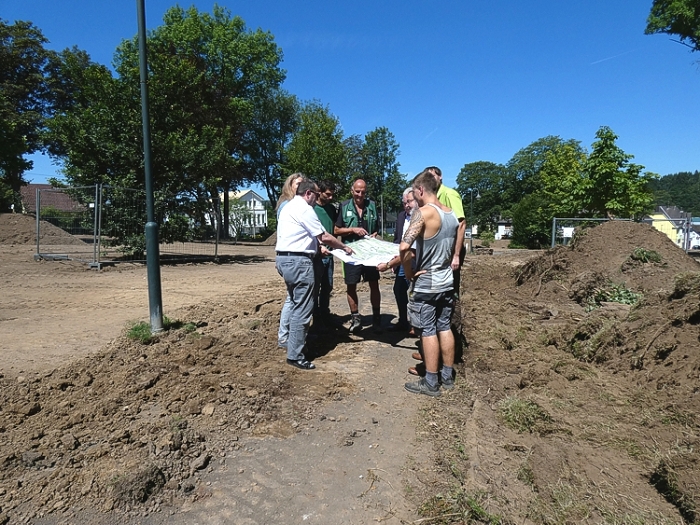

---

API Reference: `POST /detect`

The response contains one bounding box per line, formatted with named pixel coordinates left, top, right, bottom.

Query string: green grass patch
left=418, top=488, right=510, bottom=524
left=126, top=315, right=186, bottom=344
left=498, top=396, right=553, bottom=434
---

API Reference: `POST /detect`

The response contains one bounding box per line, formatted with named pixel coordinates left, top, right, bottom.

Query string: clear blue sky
left=5, top=0, right=700, bottom=190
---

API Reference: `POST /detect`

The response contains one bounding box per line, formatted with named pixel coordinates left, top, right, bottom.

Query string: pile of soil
left=2, top=217, right=700, bottom=524
left=0, top=286, right=353, bottom=521
left=424, top=220, right=700, bottom=523
left=0, top=213, right=86, bottom=246
left=260, top=231, right=277, bottom=246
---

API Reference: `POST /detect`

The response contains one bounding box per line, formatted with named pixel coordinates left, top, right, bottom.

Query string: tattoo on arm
left=402, top=209, right=424, bottom=246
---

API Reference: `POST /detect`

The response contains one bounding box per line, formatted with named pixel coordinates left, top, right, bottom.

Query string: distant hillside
left=650, top=170, right=700, bottom=215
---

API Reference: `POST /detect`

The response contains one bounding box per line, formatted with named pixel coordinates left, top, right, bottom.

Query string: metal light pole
left=137, top=0, right=163, bottom=333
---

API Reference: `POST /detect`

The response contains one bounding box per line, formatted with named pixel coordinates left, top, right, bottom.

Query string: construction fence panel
left=35, top=185, right=225, bottom=266
left=551, top=217, right=693, bottom=252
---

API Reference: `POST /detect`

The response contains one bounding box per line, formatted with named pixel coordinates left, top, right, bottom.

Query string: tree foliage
left=227, top=198, right=253, bottom=241
left=358, top=127, right=406, bottom=212
left=511, top=193, right=551, bottom=248
left=645, top=0, right=700, bottom=52
left=243, top=89, right=299, bottom=204
left=456, top=160, right=509, bottom=231
left=0, top=19, right=57, bottom=210
left=506, top=128, right=655, bottom=248
left=649, top=170, right=700, bottom=215
left=284, top=100, right=348, bottom=187
left=583, top=126, right=657, bottom=219
left=46, top=5, right=285, bottom=243
left=539, top=140, right=588, bottom=218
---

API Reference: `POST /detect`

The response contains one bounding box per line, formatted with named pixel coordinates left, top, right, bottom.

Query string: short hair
left=425, top=166, right=442, bottom=178
left=296, top=179, right=318, bottom=196
left=319, top=180, right=336, bottom=193
left=402, top=187, right=414, bottom=200
left=412, top=170, right=439, bottom=195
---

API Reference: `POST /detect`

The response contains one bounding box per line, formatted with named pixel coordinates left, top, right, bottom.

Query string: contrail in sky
left=420, top=127, right=439, bottom=145
left=590, top=50, right=634, bottom=65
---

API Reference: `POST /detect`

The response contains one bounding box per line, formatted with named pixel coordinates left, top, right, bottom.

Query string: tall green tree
left=645, top=0, right=700, bottom=52
left=284, top=100, right=348, bottom=187
left=47, top=5, right=285, bottom=242
left=539, top=140, right=588, bottom=218
left=509, top=138, right=586, bottom=248
left=343, top=133, right=364, bottom=192
left=511, top=193, right=551, bottom=248
left=456, top=160, right=509, bottom=232
left=359, top=127, right=406, bottom=212
left=0, top=19, right=55, bottom=210
left=243, top=89, right=300, bottom=204
left=506, top=135, right=569, bottom=200
left=583, top=126, right=657, bottom=219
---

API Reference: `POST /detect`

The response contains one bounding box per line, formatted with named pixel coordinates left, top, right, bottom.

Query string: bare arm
left=399, top=208, right=425, bottom=280
left=451, top=219, right=466, bottom=270
left=334, top=224, right=368, bottom=238
left=318, top=232, right=353, bottom=254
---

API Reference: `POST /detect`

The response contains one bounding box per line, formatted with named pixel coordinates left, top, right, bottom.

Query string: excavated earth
left=1, top=213, right=699, bottom=524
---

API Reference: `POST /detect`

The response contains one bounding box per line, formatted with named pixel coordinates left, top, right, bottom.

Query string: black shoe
left=287, top=358, right=316, bottom=370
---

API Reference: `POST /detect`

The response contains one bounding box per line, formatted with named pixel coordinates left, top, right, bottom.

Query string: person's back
left=400, top=169, right=459, bottom=397
left=414, top=204, right=459, bottom=294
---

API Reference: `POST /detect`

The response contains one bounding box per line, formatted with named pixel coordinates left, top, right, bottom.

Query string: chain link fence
left=32, top=185, right=230, bottom=267
left=551, top=217, right=696, bottom=252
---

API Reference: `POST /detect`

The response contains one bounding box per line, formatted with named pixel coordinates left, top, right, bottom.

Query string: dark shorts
left=408, top=290, right=454, bottom=337
left=343, top=262, right=380, bottom=285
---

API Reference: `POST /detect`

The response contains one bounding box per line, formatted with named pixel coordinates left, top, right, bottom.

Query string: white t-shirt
left=276, top=196, right=325, bottom=253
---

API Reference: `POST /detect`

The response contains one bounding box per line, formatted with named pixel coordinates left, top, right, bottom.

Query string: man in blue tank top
left=399, top=170, right=459, bottom=396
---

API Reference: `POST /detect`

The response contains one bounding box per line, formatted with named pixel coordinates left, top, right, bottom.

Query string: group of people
left=274, top=166, right=466, bottom=397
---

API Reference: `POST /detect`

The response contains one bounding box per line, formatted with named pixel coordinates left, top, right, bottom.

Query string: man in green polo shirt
left=313, top=180, right=339, bottom=324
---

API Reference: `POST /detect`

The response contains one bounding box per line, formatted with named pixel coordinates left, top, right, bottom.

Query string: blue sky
left=5, top=0, right=700, bottom=190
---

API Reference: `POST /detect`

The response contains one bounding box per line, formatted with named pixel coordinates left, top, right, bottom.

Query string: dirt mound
left=260, top=231, right=277, bottom=246
left=3, top=218, right=700, bottom=524
left=0, top=213, right=86, bottom=246
left=0, top=284, right=351, bottom=520
left=423, top=220, right=700, bottom=523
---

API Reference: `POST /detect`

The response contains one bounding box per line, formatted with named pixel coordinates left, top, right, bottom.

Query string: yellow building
left=647, top=206, right=689, bottom=247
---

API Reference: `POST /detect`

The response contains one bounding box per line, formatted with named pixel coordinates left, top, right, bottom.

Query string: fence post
left=92, top=184, right=99, bottom=265
left=35, top=188, right=41, bottom=259
left=551, top=217, right=557, bottom=248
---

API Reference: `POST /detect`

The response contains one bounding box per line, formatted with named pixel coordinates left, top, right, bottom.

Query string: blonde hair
left=276, top=173, right=305, bottom=210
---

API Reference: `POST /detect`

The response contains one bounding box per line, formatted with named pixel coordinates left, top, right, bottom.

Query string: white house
left=495, top=219, right=513, bottom=240
left=227, top=189, right=268, bottom=237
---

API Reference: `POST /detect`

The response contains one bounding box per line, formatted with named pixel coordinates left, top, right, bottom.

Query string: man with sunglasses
left=334, top=179, right=382, bottom=332
left=276, top=180, right=353, bottom=369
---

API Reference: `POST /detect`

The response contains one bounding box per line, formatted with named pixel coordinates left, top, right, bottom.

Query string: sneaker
left=440, top=375, right=455, bottom=390
left=372, top=315, right=382, bottom=331
left=349, top=314, right=362, bottom=333
left=404, top=377, right=441, bottom=397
